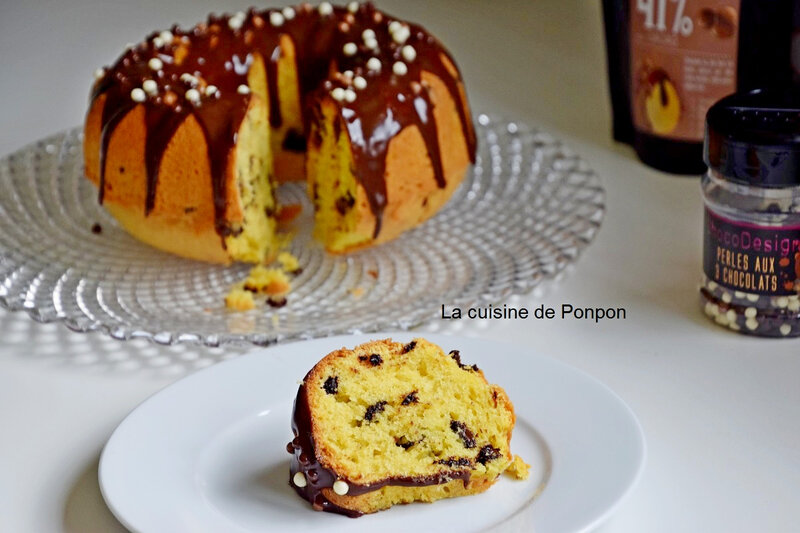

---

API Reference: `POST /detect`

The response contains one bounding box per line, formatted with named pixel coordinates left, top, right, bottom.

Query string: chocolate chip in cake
left=364, top=400, right=388, bottom=422
left=449, top=350, right=479, bottom=371
left=394, top=435, right=415, bottom=449
left=90, top=223, right=102, bottom=234
left=450, top=420, right=476, bottom=448
left=358, top=353, right=383, bottom=366
left=335, top=192, right=356, bottom=215
left=268, top=297, right=287, bottom=308
left=402, top=341, right=417, bottom=353
left=476, top=445, right=502, bottom=465
left=323, top=376, right=339, bottom=395
left=434, top=456, right=473, bottom=468
left=401, top=391, right=418, bottom=405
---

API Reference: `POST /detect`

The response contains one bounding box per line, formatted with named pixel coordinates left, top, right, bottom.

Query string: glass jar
left=700, top=89, right=800, bottom=337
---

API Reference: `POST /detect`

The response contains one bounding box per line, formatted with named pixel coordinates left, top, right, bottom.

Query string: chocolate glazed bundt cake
left=84, top=2, right=476, bottom=263
left=287, top=338, right=529, bottom=517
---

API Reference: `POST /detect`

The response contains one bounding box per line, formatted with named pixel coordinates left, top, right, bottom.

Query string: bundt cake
left=84, top=2, right=476, bottom=263
left=286, top=338, right=528, bottom=517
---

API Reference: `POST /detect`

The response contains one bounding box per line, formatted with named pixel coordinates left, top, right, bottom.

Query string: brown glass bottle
left=602, top=0, right=794, bottom=175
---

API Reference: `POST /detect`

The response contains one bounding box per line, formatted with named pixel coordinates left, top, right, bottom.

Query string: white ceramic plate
left=100, top=333, right=645, bottom=533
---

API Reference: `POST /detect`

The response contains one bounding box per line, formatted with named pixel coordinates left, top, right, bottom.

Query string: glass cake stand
left=0, top=114, right=604, bottom=346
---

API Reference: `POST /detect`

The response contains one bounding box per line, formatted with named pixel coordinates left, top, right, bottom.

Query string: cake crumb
left=225, top=285, right=255, bottom=311
left=506, top=455, right=530, bottom=480
left=350, top=286, right=365, bottom=298
left=243, top=266, right=291, bottom=298
left=277, top=251, right=301, bottom=273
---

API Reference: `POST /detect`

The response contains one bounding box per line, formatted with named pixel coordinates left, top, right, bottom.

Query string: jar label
left=704, top=208, right=800, bottom=296
left=629, top=0, right=740, bottom=142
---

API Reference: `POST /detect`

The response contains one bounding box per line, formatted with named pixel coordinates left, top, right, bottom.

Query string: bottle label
left=629, top=0, right=740, bottom=142
left=704, top=208, right=800, bottom=296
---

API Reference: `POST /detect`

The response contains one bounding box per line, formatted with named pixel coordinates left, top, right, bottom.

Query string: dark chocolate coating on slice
left=91, top=2, right=476, bottom=246
left=288, top=383, right=471, bottom=517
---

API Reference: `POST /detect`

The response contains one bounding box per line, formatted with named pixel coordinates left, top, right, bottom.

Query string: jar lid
left=705, top=88, right=800, bottom=187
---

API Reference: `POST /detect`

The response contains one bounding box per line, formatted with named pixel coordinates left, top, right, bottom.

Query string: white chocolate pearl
left=142, top=79, right=158, bottom=94
left=367, top=57, right=381, bottom=71
left=228, top=17, right=244, bottom=31
left=159, top=31, right=174, bottom=44
left=746, top=293, right=759, bottom=302
left=185, top=88, right=201, bottom=104
left=715, top=313, right=729, bottom=326
left=744, top=307, right=757, bottom=319
left=293, top=472, right=307, bottom=488
left=392, top=61, right=408, bottom=75
left=343, top=70, right=354, bottom=79
left=364, top=37, right=378, bottom=50
left=282, top=7, right=296, bottom=20
left=237, top=84, right=250, bottom=95
left=332, top=480, right=349, bottom=495
left=388, top=21, right=402, bottom=34
left=392, top=25, right=410, bottom=44
left=130, top=88, right=146, bottom=102
left=725, top=309, right=737, bottom=322
left=93, top=68, right=105, bottom=80
left=344, top=88, right=357, bottom=102
left=788, top=299, right=800, bottom=312
left=153, top=36, right=164, bottom=48
left=402, top=45, right=416, bottom=62
left=347, top=1, right=359, bottom=13
left=270, top=12, right=285, bottom=27
left=228, top=13, right=245, bottom=31
left=734, top=291, right=745, bottom=299
left=704, top=302, right=718, bottom=317
left=729, top=322, right=740, bottom=331
left=343, top=42, right=358, bottom=56
left=707, top=280, right=718, bottom=291
left=148, top=57, right=163, bottom=71
left=721, top=291, right=732, bottom=304
left=331, top=87, right=346, bottom=101
left=319, top=2, right=333, bottom=16
left=777, top=296, right=789, bottom=308
left=205, top=85, right=218, bottom=96
left=745, top=318, right=759, bottom=331
left=780, top=324, right=792, bottom=336
left=353, top=75, right=367, bottom=90
left=362, top=29, right=376, bottom=41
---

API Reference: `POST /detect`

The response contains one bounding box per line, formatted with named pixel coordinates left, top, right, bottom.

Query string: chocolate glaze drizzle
left=287, top=383, right=472, bottom=517
left=91, top=2, right=476, bottom=244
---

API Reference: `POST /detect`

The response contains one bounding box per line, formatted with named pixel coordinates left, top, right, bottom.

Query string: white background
left=1, top=1, right=799, bottom=532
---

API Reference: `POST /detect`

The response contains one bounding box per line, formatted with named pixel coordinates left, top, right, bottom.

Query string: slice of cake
left=286, top=338, right=528, bottom=517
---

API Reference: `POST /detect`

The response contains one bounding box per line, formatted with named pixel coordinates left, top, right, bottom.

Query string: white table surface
left=1, top=1, right=799, bottom=532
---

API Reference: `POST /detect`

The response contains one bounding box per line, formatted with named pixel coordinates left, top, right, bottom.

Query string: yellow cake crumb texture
left=224, top=287, right=255, bottom=311
left=276, top=251, right=301, bottom=273
left=224, top=251, right=301, bottom=310
left=506, top=454, right=531, bottom=480
left=294, top=337, right=527, bottom=515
